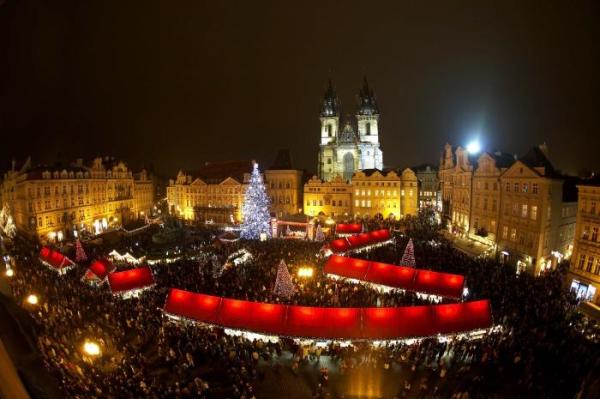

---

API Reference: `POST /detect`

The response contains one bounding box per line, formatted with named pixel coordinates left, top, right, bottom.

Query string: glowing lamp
left=297, top=267, right=314, bottom=278
left=325, top=218, right=335, bottom=225
left=466, top=141, right=481, bottom=154
left=26, top=294, right=39, bottom=305
left=259, top=233, right=267, bottom=241
left=83, top=341, right=101, bottom=356
left=5, top=269, right=14, bottom=277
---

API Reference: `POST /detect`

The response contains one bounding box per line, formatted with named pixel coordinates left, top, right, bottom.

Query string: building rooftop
left=193, top=160, right=253, bottom=184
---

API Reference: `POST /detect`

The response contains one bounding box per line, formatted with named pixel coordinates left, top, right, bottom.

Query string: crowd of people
left=3, top=216, right=600, bottom=398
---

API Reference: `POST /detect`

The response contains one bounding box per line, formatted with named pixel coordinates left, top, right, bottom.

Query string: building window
left=578, top=255, right=586, bottom=269
left=510, top=228, right=517, bottom=241
left=521, top=204, right=528, bottom=218
left=532, top=184, right=538, bottom=194
left=506, top=182, right=510, bottom=192
left=355, top=200, right=359, bottom=207
left=366, top=122, right=371, bottom=135
left=512, top=203, right=519, bottom=216
left=531, top=205, right=537, bottom=220
left=592, top=227, right=599, bottom=242
left=522, top=183, right=529, bottom=193
left=592, top=202, right=597, bottom=214
left=586, top=256, right=594, bottom=272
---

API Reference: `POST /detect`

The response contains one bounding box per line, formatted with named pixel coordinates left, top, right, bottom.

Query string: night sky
left=1, top=1, right=599, bottom=177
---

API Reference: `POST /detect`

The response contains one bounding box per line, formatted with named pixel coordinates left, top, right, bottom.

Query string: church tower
left=318, top=80, right=341, bottom=181
left=356, top=77, right=383, bottom=170
left=319, top=79, right=339, bottom=145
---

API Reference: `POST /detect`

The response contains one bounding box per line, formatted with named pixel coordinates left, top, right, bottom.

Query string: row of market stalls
left=163, top=288, right=492, bottom=340
left=327, top=229, right=393, bottom=254
left=40, top=247, right=155, bottom=298
left=324, top=255, right=465, bottom=299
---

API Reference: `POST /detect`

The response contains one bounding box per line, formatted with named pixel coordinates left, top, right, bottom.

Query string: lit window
left=531, top=206, right=537, bottom=220
left=521, top=204, right=528, bottom=218
left=510, top=228, right=517, bottom=241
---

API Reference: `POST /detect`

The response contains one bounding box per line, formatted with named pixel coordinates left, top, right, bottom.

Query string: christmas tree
left=240, top=163, right=271, bottom=240
left=400, top=238, right=416, bottom=267
left=273, top=259, right=296, bottom=299
left=75, top=239, right=88, bottom=262
left=315, top=224, right=325, bottom=242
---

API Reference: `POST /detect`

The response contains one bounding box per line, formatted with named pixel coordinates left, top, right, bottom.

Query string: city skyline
left=1, top=1, right=599, bottom=176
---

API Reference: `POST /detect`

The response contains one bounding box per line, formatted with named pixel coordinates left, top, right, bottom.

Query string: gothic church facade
left=317, top=78, right=383, bottom=182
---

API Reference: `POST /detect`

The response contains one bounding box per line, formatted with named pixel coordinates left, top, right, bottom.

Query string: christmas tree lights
left=273, top=259, right=296, bottom=299
left=240, top=163, right=271, bottom=240
left=400, top=238, right=416, bottom=267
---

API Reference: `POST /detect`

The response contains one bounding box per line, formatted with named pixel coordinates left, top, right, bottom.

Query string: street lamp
left=297, top=266, right=314, bottom=278
left=82, top=340, right=102, bottom=357
left=26, top=294, right=39, bottom=305
left=5, top=269, right=14, bottom=277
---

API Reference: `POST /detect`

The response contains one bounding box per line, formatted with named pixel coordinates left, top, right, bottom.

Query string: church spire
left=320, top=79, right=339, bottom=117
left=357, top=76, right=378, bottom=116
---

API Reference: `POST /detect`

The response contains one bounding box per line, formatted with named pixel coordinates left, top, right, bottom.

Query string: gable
left=190, top=178, right=207, bottom=186
left=220, top=177, right=242, bottom=185
left=501, top=160, right=541, bottom=179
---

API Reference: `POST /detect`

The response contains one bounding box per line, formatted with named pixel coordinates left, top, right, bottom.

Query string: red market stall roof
left=324, top=255, right=465, bottom=299
left=108, top=266, right=155, bottom=294
left=39, top=247, right=75, bottom=273
left=88, top=258, right=116, bottom=280
left=163, top=289, right=492, bottom=340
left=329, top=229, right=392, bottom=253
left=335, top=223, right=362, bottom=235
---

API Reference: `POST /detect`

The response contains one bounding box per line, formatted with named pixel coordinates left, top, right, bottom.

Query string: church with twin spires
left=317, top=78, right=384, bottom=182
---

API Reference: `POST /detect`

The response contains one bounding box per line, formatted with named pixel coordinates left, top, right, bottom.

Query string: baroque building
left=303, top=168, right=418, bottom=220
left=167, top=152, right=304, bottom=223
left=439, top=143, right=577, bottom=275
left=568, top=181, right=600, bottom=304
left=317, top=78, right=383, bottom=182
left=0, top=157, right=155, bottom=242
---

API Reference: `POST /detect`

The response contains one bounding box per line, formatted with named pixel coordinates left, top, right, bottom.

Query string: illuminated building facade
left=440, top=144, right=577, bottom=274
left=317, top=78, right=383, bottom=182
left=264, top=150, right=304, bottom=217
left=1, top=157, right=155, bottom=242
left=167, top=157, right=304, bottom=223
left=303, top=176, right=353, bottom=218
left=415, top=164, right=440, bottom=210
left=303, top=168, right=418, bottom=219
left=568, top=183, right=600, bottom=304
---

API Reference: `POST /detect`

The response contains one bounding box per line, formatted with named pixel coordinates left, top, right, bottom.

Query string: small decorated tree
left=400, top=238, right=416, bottom=267
left=273, top=260, right=296, bottom=299
left=240, top=163, right=272, bottom=240
left=75, top=239, right=88, bottom=262
left=315, top=224, right=325, bottom=242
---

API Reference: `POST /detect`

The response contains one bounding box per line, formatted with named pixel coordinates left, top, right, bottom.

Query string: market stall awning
left=329, top=229, right=392, bottom=254
left=335, top=223, right=362, bottom=235
left=163, top=289, right=492, bottom=340
left=324, top=255, right=465, bottom=299
left=39, top=247, right=75, bottom=273
left=88, top=258, right=116, bottom=280
left=108, top=266, right=155, bottom=295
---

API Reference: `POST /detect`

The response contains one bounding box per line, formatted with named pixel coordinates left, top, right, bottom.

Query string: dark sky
left=1, top=0, right=599, bottom=177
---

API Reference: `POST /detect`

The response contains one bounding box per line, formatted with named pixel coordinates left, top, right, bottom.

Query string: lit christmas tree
left=400, top=238, right=416, bottom=267
left=75, top=239, right=88, bottom=262
left=273, top=259, right=296, bottom=299
left=240, top=162, right=271, bottom=240
left=315, top=224, right=325, bottom=242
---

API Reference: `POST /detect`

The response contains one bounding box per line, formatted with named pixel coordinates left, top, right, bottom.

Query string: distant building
left=439, top=143, right=577, bottom=275
left=1, top=157, right=155, bottom=242
left=304, top=175, right=353, bottom=218
left=265, top=150, right=304, bottom=218
left=317, top=78, right=383, bottom=182
left=568, top=181, right=600, bottom=304
left=167, top=152, right=304, bottom=224
left=303, top=168, right=418, bottom=220
left=414, top=164, right=440, bottom=210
